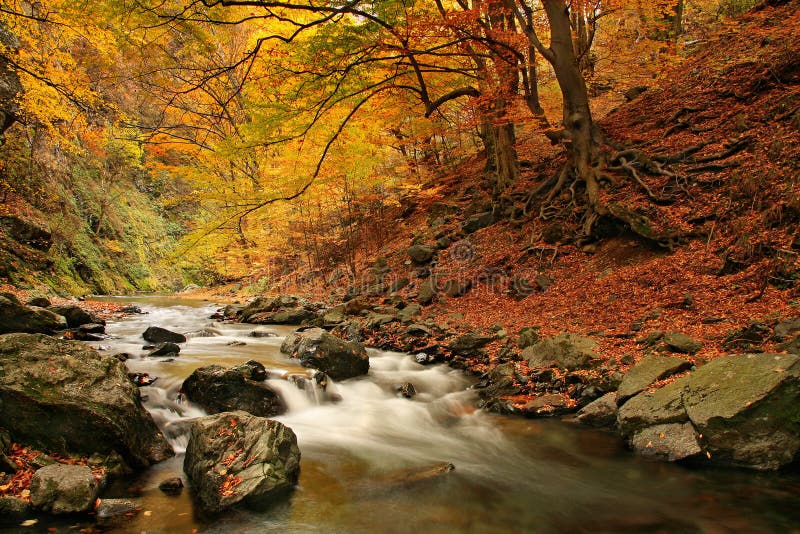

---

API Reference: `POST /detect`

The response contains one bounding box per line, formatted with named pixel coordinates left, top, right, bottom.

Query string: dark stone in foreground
left=96, top=498, right=140, bottom=525
left=159, top=477, right=184, bottom=495
left=182, top=362, right=284, bottom=417
left=183, top=411, right=300, bottom=514
left=0, top=333, right=174, bottom=470
left=48, top=305, right=103, bottom=328
left=281, top=328, right=369, bottom=380
left=143, top=326, right=186, bottom=344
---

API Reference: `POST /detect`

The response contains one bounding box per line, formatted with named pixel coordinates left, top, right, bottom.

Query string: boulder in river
left=29, top=464, right=100, bottom=514
left=240, top=295, right=321, bottom=325
left=0, top=295, right=67, bottom=334
left=0, top=333, right=174, bottom=470
left=617, top=352, right=800, bottom=470
left=281, top=327, right=369, bottom=380
left=148, top=342, right=181, bottom=357
left=183, top=411, right=301, bottom=514
left=181, top=362, right=284, bottom=417
left=142, top=326, right=186, bottom=344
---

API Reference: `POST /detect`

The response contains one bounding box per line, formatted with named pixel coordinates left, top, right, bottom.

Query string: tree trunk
left=542, top=0, right=604, bottom=221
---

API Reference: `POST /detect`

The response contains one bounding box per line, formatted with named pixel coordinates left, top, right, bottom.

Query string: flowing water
left=61, top=297, right=800, bottom=532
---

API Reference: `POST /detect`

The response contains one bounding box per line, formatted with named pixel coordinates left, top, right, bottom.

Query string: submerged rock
left=183, top=411, right=300, bottom=514
left=0, top=333, right=173, bottom=470
left=281, top=328, right=369, bottom=380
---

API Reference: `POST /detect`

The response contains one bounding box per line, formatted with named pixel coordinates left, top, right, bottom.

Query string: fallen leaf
left=20, top=519, right=38, bottom=527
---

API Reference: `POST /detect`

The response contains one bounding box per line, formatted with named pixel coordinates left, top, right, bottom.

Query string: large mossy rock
left=616, top=354, right=691, bottom=405
left=522, top=333, right=600, bottom=370
left=183, top=411, right=300, bottom=514
left=0, top=295, right=67, bottom=334
left=181, top=362, right=285, bottom=417
left=0, top=334, right=173, bottom=470
left=280, top=328, right=369, bottom=380
left=29, top=464, right=99, bottom=514
left=617, top=353, right=800, bottom=470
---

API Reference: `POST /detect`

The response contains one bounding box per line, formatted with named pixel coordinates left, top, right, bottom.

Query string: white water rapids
left=76, top=296, right=799, bottom=534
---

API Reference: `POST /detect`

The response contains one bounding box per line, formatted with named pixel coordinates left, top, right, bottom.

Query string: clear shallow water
left=62, top=297, right=800, bottom=533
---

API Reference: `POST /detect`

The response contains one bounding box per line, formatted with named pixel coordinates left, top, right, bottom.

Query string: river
left=74, top=297, right=800, bottom=533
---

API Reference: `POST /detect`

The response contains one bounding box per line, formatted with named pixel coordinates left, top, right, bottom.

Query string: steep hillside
left=213, top=0, right=800, bottom=395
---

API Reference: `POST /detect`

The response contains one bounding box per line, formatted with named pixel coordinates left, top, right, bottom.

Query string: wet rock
left=0, top=334, right=173, bottom=470
left=148, top=342, right=181, bottom=357
left=181, top=363, right=284, bottom=417
left=240, top=296, right=320, bottom=325
left=158, top=477, right=184, bottom=495
left=29, top=464, right=100, bottom=514
left=629, top=423, right=702, bottom=462
left=482, top=362, right=521, bottom=399
left=0, top=295, right=67, bottom=334
left=663, top=332, right=702, bottom=355
left=415, top=352, right=433, bottom=364
left=617, top=376, right=688, bottom=437
left=417, top=278, right=437, bottom=305
left=185, top=327, right=222, bottom=338
left=142, top=326, right=187, bottom=344
left=521, top=393, right=572, bottom=416
left=249, top=328, right=278, bottom=338
left=183, top=411, right=300, bottom=514
left=522, top=333, right=600, bottom=371
left=79, top=323, right=106, bottom=334
left=616, top=354, right=692, bottom=405
left=575, top=392, right=618, bottom=428
left=281, top=328, right=369, bottom=380
left=248, top=308, right=317, bottom=325
left=120, top=305, right=145, bottom=314
left=96, top=498, right=140, bottom=525
left=397, top=382, right=417, bottom=398
left=463, top=212, right=495, bottom=233
left=408, top=244, right=435, bottom=264
left=48, top=305, right=102, bottom=328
